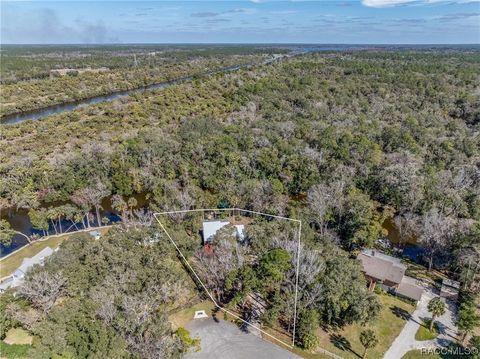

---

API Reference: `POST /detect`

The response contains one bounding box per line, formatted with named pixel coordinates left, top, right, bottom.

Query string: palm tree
left=29, top=208, right=50, bottom=236
left=111, top=194, right=128, bottom=222
left=427, top=297, right=446, bottom=332
left=360, top=329, right=378, bottom=359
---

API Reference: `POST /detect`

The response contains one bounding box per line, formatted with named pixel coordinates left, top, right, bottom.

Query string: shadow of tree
left=390, top=305, right=411, bottom=321
left=329, top=334, right=362, bottom=358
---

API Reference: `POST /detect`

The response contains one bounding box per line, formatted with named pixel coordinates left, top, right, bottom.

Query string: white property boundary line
left=153, top=208, right=301, bottom=348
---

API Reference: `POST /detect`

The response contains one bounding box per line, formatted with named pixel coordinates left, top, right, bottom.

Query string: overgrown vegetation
left=0, top=45, right=283, bottom=117
left=0, top=46, right=479, bottom=357
left=1, top=228, right=194, bottom=358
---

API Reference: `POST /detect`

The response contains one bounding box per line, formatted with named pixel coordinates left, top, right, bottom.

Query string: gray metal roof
left=202, top=221, right=246, bottom=243
left=17, top=246, right=54, bottom=276
left=203, top=220, right=230, bottom=242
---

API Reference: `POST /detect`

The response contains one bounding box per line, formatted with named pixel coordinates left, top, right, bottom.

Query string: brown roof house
left=357, top=249, right=423, bottom=302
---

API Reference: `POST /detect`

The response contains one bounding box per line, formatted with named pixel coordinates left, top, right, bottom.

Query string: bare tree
left=71, top=180, right=109, bottom=228
left=394, top=211, right=420, bottom=248
left=381, top=151, right=424, bottom=210
left=433, top=165, right=479, bottom=217
left=19, top=271, right=67, bottom=312
left=71, top=190, right=93, bottom=228
left=307, top=184, right=331, bottom=235
left=132, top=208, right=153, bottom=228
left=272, top=236, right=324, bottom=308
left=5, top=303, right=42, bottom=330
left=194, top=230, right=246, bottom=302
left=419, top=208, right=455, bottom=271
left=111, top=194, right=128, bottom=223
left=456, top=245, right=480, bottom=293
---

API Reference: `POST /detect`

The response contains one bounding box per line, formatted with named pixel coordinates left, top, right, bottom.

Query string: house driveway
left=383, top=287, right=458, bottom=359
left=184, top=318, right=299, bottom=359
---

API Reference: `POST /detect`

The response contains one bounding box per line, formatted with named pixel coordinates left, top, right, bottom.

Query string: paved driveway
left=184, top=318, right=299, bottom=359
left=384, top=287, right=458, bottom=359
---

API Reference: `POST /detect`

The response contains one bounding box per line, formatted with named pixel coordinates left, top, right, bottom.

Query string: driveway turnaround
left=185, top=318, right=299, bottom=359
left=384, top=287, right=458, bottom=359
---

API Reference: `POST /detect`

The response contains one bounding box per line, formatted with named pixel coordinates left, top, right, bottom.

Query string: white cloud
left=361, top=0, right=479, bottom=8
left=361, top=0, right=416, bottom=6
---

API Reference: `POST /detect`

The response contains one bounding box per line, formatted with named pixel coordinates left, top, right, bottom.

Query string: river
left=1, top=45, right=422, bottom=257
left=1, top=45, right=375, bottom=125
left=0, top=193, right=149, bottom=257
left=0, top=63, right=253, bottom=125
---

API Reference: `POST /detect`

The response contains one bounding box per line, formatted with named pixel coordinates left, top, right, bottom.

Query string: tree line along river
left=0, top=45, right=425, bottom=258
left=0, top=45, right=382, bottom=125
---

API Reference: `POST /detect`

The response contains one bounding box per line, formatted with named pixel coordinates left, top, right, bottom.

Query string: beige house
left=358, top=249, right=423, bottom=302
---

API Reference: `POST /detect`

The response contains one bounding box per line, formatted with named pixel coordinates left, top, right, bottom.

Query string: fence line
left=316, top=347, right=344, bottom=359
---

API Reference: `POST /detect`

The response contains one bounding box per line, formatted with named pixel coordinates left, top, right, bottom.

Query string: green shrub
left=415, top=319, right=439, bottom=341
left=374, top=286, right=385, bottom=295
left=298, top=309, right=320, bottom=350
left=0, top=342, right=30, bottom=358
left=301, top=332, right=320, bottom=351
left=175, top=327, right=201, bottom=353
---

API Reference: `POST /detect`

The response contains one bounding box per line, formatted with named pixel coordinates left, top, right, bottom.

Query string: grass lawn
left=0, top=227, right=110, bottom=278
left=0, top=342, right=30, bottom=359
left=169, top=300, right=216, bottom=330
left=475, top=296, right=480, bottom=337
left=316, top=292, right=415, bottom=359
left=404, top=262, right=445, bottom=290
left=402, top=345, right=467, bottom=359
left=3, top=328, right=32, bottom=345
left=415, top=319, right=439, bottom=341
left=402, top=349, right=440, bottom=358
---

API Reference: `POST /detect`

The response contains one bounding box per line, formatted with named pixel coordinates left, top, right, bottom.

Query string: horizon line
left=1, top=42, right=479, bottom=46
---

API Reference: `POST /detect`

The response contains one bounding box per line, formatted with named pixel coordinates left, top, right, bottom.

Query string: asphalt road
left=184, top=318, right=299, bottom=359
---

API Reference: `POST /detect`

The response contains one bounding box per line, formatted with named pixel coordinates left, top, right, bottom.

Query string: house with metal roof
left=202, top=220, right=245, bottom=244
left=357, top=249, right=423, bottom=302
left=0, top=246, right=55, bottom=292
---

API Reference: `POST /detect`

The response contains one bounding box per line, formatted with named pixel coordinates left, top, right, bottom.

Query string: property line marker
left=153, top=208, right=301, bottom=348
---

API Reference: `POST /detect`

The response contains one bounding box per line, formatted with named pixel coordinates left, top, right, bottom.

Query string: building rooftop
left=202, top=221, right=246, bottom=243
left=17, top=246, right=54, bottom=277
left=1, top=246, right=55, bottom=292
left=396, top=276, right=423, bottom=301
left=357, top=249, right=406, bottom=285
left=203, top=220, right=230, bottom=243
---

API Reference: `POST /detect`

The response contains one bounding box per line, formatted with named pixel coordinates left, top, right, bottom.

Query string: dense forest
left=0, top=45, right=284, bottom=117
left=1, top=228, right=196, bottom=358
left=0, top=47, right=479, bottom=357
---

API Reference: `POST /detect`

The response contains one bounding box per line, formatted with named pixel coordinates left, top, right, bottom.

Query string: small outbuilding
left=440, top=278, right=460, bottom=302
left=89, top=230, right=101, bottom=240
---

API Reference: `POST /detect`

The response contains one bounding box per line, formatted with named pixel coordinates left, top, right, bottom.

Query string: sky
left=1, top=1, right=479, bottom=44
